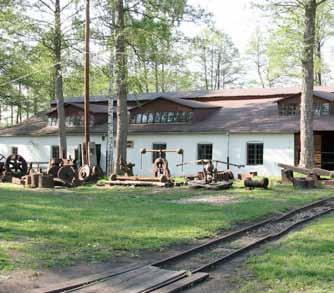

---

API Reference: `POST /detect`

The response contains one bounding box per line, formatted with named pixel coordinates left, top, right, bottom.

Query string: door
left=321, top=132, right=334, bottom=170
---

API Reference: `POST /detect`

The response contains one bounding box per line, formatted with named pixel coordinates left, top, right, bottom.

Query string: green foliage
left=252, top=0, right=334, bottom=86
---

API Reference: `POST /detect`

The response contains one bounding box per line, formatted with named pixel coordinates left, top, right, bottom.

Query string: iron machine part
left=0, top=153, right=6, bottom=174
left=5, top=154, right=28, bottom=178
left=57, top=165, right=76, bottom=184
left=78, top=164, right=91, bottom=182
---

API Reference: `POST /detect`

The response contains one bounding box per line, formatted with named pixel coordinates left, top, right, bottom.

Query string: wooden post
left=84, top=0, right=90, bottom=165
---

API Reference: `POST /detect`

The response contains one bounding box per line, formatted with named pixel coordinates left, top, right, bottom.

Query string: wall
left=0, top=135, right=107, bottom=170
left=0, top=132, right=294, bottom=176
left=127, top=133, right=295, bottom=177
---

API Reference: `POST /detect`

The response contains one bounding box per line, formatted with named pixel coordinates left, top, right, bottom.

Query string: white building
left=1, top=87, right=334, bottom=176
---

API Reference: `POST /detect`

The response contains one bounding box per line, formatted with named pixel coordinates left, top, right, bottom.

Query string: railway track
left=39, top=197, right=334, bottom=293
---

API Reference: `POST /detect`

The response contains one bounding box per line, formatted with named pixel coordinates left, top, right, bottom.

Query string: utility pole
left=83, top=0, right=90, bottom=165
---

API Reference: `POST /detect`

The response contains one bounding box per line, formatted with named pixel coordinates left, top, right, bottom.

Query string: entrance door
left=321, top=132, right=334, bottom=170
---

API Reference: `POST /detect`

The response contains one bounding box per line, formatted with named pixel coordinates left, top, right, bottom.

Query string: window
left=48, top=117, right=58, bottom=127
left=51, top=145, right=59, bottom=159
left=247, top=143, right=263, bottom=165
left=197, top=144, right=213, bottom=160
left=314, top=103, right=330, bottom=116
left=135, top=113, right=142, bottom=124
left=11, top=147, right=18, bottom=155
left=279, top=103, right=299, bottom=116
left=147, top=113, right=154, bottom=123
left=152, top=143, right=166, bottom=162
left=131, top=111, right=193, bottom=124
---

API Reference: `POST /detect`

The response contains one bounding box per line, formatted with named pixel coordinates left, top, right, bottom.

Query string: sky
left=186, top=0, right=261, bottom=52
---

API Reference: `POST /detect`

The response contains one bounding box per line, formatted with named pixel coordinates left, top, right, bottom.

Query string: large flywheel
left=5, top=154, right=28, bottom=178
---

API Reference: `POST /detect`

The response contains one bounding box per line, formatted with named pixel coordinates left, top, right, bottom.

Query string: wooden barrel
left=38, top=174, right=54, bottom=188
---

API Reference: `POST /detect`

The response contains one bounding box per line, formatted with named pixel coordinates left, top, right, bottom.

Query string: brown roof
left=129, top=96, right=221, bottom=111
left=3, top=89, right=334, bottom=136
left=128, top=98, right=334, bottom=133
left=48, top=103, right=109, bottom=114
left=53, top=86, right=334, bottom=104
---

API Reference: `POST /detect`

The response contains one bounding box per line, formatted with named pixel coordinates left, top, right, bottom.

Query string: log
left=109, top=175, right=168, bottom=183
left=107, top=180, right=168, bottom=187
left=188, top=180, right=233, bottom=190
left=278, top=163, right=334, bottom=178
left=312, top=168, right=334, bottom=178
left=277, top=163, right=310, bottom=175
left=293, top=177, right=316, bottom=189
left=244, top=178, right=269, bottom=189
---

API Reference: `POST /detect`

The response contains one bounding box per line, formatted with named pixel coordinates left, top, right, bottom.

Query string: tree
left=96, top=0, right=201, bottom=173
left=253, top=0, right=334, bottom=86
left=246, top=28, right=279, bottom=87
left=113, top=0, right=128, bottom=174
left=193, top=28, right=243, bottom=90
left=300, top=0, right=327, bottom=168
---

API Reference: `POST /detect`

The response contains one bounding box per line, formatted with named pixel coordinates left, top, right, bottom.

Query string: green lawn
left=237, top=214, right=334, bottom=293
left=0, top=180, right=332, bottom=272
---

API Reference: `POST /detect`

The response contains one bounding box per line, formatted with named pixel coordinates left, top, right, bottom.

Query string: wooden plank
left=76, top=266, right=186, bottom=293
left=35, top=264, right=142, bottom=293
left=119, top=268, right=185, bottom=293
left=151, top=273, right=209, bottom=293
left=76, top=266, right=158, bottom=293
left=277, top=163, right=310, bottom=175
left=107, top=180, right=167, bottom=187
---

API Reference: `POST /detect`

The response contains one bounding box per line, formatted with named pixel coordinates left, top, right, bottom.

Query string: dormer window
left=131, top=111, right=193, bottom=124
left=314, top=103, right=330, bottom=116
left=279, top=103, right=299, bottom=116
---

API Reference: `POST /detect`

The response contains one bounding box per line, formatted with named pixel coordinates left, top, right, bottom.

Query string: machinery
left=0, top=153, right=28, bottom=181
left=108, top=148, right=184, bottom=187
left=177, top=159, right=244, bottom=189
left=47, top=157, right=78, bottom=187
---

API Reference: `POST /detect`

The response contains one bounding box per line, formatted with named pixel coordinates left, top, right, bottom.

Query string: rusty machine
left=177, top=159, right=244, bottom=190
left=0, top=153, right=28, bottom=181
left=108, top=148, right=184, bottom=187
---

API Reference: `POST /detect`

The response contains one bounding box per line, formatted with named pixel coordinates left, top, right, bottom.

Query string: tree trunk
left=203, top=47, right=208, bottom=90
left=154, top=60, right=159, bottom=92
left=300, top=0, right=316, bottom=168
left=55, top=0, right=67, bottom=159
left=315, top=40, right=322, bottom=85
left=113, top=0, right=128, bottom=174
left=106, top=2, right=116, bottom=176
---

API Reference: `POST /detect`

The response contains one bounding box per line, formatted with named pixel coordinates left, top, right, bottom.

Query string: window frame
left=51, top=145, right=60, bottom=159
left=197, top=143, right=213, bottom=161
left=246, top=142, right=264, bottom=166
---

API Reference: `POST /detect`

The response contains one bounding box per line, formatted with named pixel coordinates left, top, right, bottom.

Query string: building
left=1, top=86, right=334, bottom=177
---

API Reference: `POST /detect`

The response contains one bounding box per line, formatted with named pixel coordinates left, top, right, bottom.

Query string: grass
left=0, top=179, right=332, bottom=272
left=237, top=214, right=334, bottom=293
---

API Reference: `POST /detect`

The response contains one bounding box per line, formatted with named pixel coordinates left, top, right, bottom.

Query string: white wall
left=0, top=135, right=107, bottom=170
left=127, top=133, right=295, bottom=177
left=0, top=132, right=294, bottom=176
